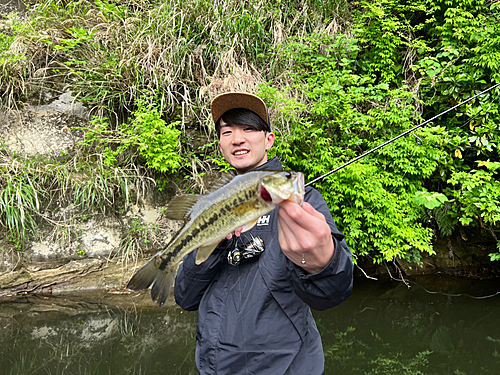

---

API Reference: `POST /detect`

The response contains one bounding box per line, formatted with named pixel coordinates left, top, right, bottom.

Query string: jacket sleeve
left=174, top=239, right=234, bottom=311
left=287, top=188, right=354, bottom=311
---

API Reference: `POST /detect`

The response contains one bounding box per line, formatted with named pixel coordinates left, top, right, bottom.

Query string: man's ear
left=265, top=132, right=275, bottom=151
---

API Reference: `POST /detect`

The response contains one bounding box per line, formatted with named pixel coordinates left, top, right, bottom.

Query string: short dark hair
left=215, top=108, right=270, bottom=136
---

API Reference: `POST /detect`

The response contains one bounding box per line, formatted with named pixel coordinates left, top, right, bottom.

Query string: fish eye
left=284, top=172, right=292, bottom=179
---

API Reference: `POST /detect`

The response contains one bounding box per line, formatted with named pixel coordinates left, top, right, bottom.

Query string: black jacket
left=174, top=157, right=353, bottom=374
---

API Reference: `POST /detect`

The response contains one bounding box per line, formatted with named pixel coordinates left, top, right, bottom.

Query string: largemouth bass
left=126, top=170, right=305, bottom=306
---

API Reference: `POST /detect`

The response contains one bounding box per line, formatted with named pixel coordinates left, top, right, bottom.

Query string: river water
left=2, top=274, right=500, bottom=375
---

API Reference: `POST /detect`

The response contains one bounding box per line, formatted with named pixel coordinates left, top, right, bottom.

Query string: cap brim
left=211, top=92, right=270, bottom=130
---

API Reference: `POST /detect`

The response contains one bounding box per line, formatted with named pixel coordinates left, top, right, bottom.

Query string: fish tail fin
left=127, top=258, right=159, bottom=290
left=151, top=270, right=175, bottom=307
left=126, top=257, right=175, bottom=307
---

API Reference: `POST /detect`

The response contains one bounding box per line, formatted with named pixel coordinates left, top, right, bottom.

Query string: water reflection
left=2, top=275, right=500, bottom=374
left=317, top=275, right=500, bottom=374
left=1, top=297, right=198, bottom=374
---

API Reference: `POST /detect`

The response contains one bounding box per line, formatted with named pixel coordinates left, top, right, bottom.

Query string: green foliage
left=0, top=146, right=148, bottom=251
left=0, top=13, right=28, bottom=105
left=418, top=0, right=500, bottom=247
left=446, top=161, right=500, bottom=260
left=130, top=101, right=183, bottom=173
left=9, top=0, right=352, bottom=112
left=353, top=0, right=429, bottom=84
left=447, top=162, right=500, bottom=227
left=490, top=243, right=500, bottom=261
left=117, top=218, right=157, bottom=265
left=261, top=0, right=500, bottom=264
left=82, top=99, right=183, bottom=174
left=320, top=163, right=435, bottom=263
left=415, top=191, right=448, bottom=209
left=264, top=31, right=445, bottom=263
left=431, top=202, right=457, bottom=237
left=323, top=327, right=432, bottom=374
left=0, top=167, right=41, bottom=249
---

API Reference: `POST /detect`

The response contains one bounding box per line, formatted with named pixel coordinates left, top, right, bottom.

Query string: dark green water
left=2, top=275, right=500, bottom=374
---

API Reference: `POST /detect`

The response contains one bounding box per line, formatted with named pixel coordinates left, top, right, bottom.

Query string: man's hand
left=226, top=227, right=243, bottom=240
left=278, top=201, right=335, bottom=274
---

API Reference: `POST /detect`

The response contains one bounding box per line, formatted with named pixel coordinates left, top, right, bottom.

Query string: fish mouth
left=260, top=171, right=305, bottom=205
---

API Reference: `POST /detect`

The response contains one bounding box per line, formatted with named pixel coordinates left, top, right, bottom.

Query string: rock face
left=0, top=96, right=87, bottom=155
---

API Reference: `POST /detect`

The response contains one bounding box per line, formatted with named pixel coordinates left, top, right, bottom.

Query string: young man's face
left=218, top=120, right=275, bottom=174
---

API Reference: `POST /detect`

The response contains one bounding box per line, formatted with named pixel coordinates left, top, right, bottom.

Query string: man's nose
left=231, top=129, right=245, bottom=144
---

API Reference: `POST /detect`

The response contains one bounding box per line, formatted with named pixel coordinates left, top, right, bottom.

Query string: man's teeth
left=234, top=150, right=249, bottom=155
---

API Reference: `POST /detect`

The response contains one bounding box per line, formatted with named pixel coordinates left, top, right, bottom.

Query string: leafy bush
left=262, top=31, right=445, bottom=263
left=261, top=0, right=500, bottom=264
left=82, top=99, right=182, bottom=174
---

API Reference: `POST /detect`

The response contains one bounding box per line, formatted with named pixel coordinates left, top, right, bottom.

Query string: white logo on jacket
left=257, top=215, right=270, bottom=226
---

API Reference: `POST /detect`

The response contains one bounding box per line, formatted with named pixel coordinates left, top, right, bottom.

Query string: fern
left=432, top=202, right=456, bottom=237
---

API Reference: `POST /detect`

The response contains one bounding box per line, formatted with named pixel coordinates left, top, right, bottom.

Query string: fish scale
left=127, top=170, right=304, bottom=306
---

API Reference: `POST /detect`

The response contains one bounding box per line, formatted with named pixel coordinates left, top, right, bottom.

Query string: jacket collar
left=253, top=156, right=283, bottom=171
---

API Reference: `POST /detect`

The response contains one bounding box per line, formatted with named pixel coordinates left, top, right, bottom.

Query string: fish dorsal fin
left=165, top=194, right=203, bottom=221
left=195, top=241, right=221, bottom=265
left=207, top=170, right=237, bottom=193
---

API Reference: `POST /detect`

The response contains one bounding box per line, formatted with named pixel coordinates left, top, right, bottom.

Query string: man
left=174, top=92, right=353, bottom=374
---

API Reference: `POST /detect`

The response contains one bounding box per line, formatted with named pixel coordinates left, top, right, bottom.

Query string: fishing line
left=305, top=82, right=500, bottom=187
left=390, top=276, right=500, bottom=300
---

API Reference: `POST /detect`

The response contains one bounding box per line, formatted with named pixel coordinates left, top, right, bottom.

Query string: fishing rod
left=305, top=82, right=500, bottom=187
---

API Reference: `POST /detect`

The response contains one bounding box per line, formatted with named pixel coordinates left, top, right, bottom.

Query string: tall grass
left=0, top=145, right=153, bottom=252
left=2, top=0, right=352, bottom=115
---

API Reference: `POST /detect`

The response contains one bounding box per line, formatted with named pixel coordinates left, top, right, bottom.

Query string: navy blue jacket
left=174, top=157, right=353, bottom=374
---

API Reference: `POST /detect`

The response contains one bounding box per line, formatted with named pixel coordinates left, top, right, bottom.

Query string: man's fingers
left=280, top=201, right=327, bottom=231
left=278, top=210, right=304, bottom=265
left=226, top=226, right=244, bottom=239
left=302, top=202, right=327, bottom=220
left=278, top=208, right=297, bottom=250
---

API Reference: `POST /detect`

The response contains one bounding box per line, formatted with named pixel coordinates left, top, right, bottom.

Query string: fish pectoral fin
left=195, top=242, right=221, bottom=265
left=241, top=218, right=259, bottom=233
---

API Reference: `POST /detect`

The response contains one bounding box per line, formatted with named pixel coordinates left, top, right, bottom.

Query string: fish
left=126, top=170, right=305, bottom=306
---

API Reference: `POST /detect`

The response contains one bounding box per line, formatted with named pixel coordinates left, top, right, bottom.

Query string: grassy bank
left=0, top=0, right=499, bottom=267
